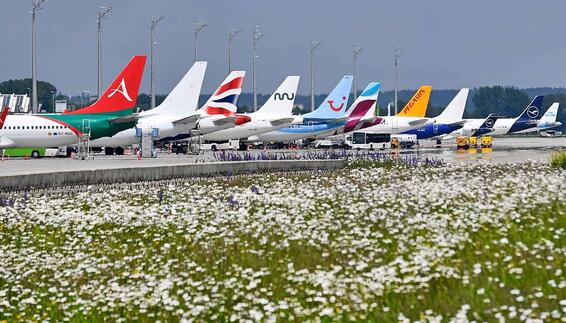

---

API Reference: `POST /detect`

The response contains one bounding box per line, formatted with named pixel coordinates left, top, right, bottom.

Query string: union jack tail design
left=203, top=71, right=245, bottom=117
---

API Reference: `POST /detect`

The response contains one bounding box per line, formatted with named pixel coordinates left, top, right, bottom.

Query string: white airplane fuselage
left=0, top=115, right=79, bottom=148
left=201, top=113, right=302, bottom=141
left=362, top=116, right=427, bottom=134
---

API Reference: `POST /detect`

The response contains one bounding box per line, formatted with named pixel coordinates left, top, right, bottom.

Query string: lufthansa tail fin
left=201, top=71, right=245, bottom=116
left=303, top=76, right=353, bottom=119
left=434, top=88, right=469, bottom=123
left=66, top=55, right=146, bottom=116
left=151, top=61, right=207, bottom=116
left=539, top=102, right=559, bottom=124
left=479, top=113, right=499, bottom=130
left=516, top=96, right=544, bottom=121
left=256, top=76, right=300, bottom=116
left=396, top=85, right=431, bottom=118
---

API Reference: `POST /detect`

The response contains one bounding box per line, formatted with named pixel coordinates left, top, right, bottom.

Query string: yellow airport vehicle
left=469, top=136, right=478, bottom=147
left=456, top=136, right=470, bottom=149
left=481, top=136, right=493, bottom=148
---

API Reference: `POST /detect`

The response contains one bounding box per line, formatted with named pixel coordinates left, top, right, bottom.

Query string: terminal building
left=0, top=93, right=30, bottom=113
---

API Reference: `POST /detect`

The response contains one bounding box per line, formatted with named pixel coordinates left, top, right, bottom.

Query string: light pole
left=31, top=0, right=48, bottom=114
left=194, top=22, right=207, bottom=62
left=227, top=29, right=241, bottom=73
left=150, top=15, right=164, bottom=109
left=353, top=46, right=363, bottom=99
left=310, top=40, right=321, bottom=112
left=394, top=46, right=403, bottom=115
left=97, top=2, right=112, bottom=98
left=51, top=90, right=55, bottom=113
left=252, top=25, right=265, bottom=112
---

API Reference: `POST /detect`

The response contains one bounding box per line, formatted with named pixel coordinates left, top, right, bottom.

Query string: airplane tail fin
left=151, top=61, right=207, bottom=116
left=66, top=55, right=146, bottom=116
left=347, top=82, right=381, bottom=118
left=202, top=71, right=245, bottom=116
left=539, top=102, right=559, bottom=124
left=0, top=107, right=8, bottom=128
left=396, top=85, right=432, bottom=117
left=256, top=76, right=300, bottom=116
left=517, top=96, right=544, bottom=120
left=479, top=113, right=500, bottom=130
left=303, top=76, right=353, bottom=119
left=434, top=88, right=469, bottom=123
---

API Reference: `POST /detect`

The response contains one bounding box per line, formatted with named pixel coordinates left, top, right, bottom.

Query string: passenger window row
left=1, top=125, right=68, bottom=130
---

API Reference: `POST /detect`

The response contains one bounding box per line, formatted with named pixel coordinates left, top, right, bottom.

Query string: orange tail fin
left=396, top=85, right=431, bottom=117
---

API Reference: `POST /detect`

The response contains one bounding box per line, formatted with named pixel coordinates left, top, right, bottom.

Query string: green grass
left=550, top=151, right=566, bottom=169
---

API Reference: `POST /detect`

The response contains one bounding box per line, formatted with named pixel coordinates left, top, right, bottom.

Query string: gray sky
left=1, top=0, right=565, bottom=96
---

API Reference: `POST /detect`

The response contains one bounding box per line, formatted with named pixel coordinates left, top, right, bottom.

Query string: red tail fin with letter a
left=0, top=106, right=8, bottom=128
left=66, top=55, right=146, bottom=115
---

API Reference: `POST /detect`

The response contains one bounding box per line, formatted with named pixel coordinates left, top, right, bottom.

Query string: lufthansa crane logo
left=527, top=106, right=539, bottom=119
left=274, top=93, right=295, bottom=101
left=485, top=118, right=495, bottom=128
left=108, top=78, right=133, bottom=102
left=328, top=96, right=347, bottom=112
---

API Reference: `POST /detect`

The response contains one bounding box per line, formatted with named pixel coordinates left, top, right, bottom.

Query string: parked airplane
left=454, top=113, right=501, bottom=137
left=0, top=55, right=146, bottom=149
left=401, top=88, right=469, bottom=139
left=450, top=96, right=544, bottom=137
left=361, top=85, right=432, bottom=134
left=200, top=76, right=301, bottom=143
left=90, top=61, right=207, bottom=155
left=251, top=76, right=353, bottom=142
left=514, top=102, right=561, bottom=134
left=171, top=71, right=247, bottom=136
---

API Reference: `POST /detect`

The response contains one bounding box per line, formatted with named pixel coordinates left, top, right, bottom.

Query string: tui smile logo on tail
left=527, top=106, right=539, bottom=119
left=328, top=96, right=347, bottom=112
left=108, top=78, right=133, bottom=102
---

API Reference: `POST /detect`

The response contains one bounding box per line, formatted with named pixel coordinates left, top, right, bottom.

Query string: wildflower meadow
left=0, top=161, right=565, bottom=321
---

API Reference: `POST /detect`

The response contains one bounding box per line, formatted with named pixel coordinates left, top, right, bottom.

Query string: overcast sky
left=2, top=0, right=565, bottom=96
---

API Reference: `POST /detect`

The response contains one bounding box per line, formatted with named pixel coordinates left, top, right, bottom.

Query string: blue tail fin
left=479, top=113, right=499, bottom=130
left=517, top=96, right=544, bottom=120
left=303, top=76, right=353, bottom=119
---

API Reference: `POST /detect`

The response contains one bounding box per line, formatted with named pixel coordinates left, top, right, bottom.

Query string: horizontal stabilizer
left=270, top=117, right=295, bottom=126
left=408, top=118, right=428, bottom=126
left=213, top=116, right=237, bottom=126
left=173, top=114, right=200, bottom=125
left=447, top=120, right=467, bottom=127
left=109, top=114, right=139, bottom=124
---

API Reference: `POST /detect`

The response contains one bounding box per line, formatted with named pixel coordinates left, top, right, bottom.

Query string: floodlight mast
left=353, top=46, right=363, bottom=100
left=310, top=40, right=321, bottom=112
left=394, top=46, right=403, bottom=115
left=31, top=0, right=48, bottom=114
left=228, top=29, right=241, bottom=73
left=150, top=15, right=165, bottom=109
left=194, top=22, right=207, bottom=62
left=252, top=25, right=265, bottom=112
left=97, top=2, right=113, bottom=98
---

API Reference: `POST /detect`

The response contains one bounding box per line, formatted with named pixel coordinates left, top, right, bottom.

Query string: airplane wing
left=408, top=118, right=429, bottom=126
left=213, top=116, right=237, bottom=126
left=108, top=114, right=139, bottom=124
left=270, top=117, right=295, bottom=126
left=172, top=114, right=200, bottom=126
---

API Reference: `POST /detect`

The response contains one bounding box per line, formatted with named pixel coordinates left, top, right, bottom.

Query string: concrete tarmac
left=0, top=137, right=564, bottom=177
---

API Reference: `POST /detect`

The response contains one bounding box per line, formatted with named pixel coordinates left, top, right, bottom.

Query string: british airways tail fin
left=150, top=61, right=207, bottom=116
left=539, top=102, right=559, bottom=124
left=517, top=96, right=544, bottom=121
left=201, top=71, right=245, bottom=116
left=66, top=55, right=146, bottom=116
left=434, top=88, right=469, bottom=123
left=396, top=85, right=431, bottom=117
left=256, top=76, right=300, bottom=116
left=303, top=76, right=353, bottom=119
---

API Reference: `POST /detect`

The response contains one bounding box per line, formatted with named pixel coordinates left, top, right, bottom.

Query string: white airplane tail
left=256, top=76, right=300, bottom=116
left=434, top=88, right=469, bottom=124
left=150, top=61, right=207, bottom=116
left=540, top=102, right=559, bottom=124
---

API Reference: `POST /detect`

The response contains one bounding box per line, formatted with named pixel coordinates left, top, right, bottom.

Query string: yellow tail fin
left=396, top=85, right=431, bottom=117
